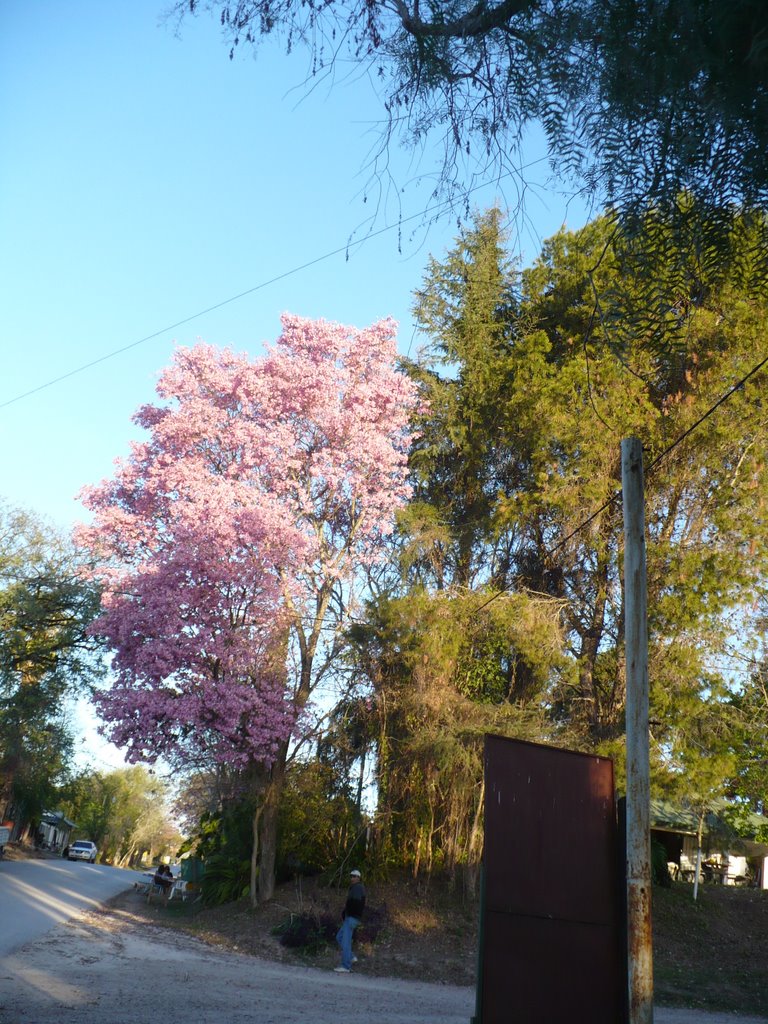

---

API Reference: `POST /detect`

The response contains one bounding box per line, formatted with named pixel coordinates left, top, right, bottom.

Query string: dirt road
left=0, top=899, right=475, bottom=1024
left=1, top=894, right=765, bottom=1024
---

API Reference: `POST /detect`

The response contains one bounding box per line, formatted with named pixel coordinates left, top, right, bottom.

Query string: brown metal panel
left=481, top=912, right=622, bottom=1024
left=477, top=734, right=624, bottom=1024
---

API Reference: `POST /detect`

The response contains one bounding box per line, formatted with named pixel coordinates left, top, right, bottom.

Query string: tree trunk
left=257, top=750, right=287, bottom=903
left=355, top=747, right=366, bottom=815
left=464, top=777, right=485, bottom=900
left=250, top=802, right=262, bottom=909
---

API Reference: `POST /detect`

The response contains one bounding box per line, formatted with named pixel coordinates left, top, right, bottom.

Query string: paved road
left=0, top=856, right=138, bottom=955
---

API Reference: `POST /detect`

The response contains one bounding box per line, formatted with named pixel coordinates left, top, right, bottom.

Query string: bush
left=272, top=911, right=338, bottom=953
left=272, top=903, right=388, bottom=953
left=200, top=852, right=251, bottom=905
left=276, top=761, right=364, bottom=881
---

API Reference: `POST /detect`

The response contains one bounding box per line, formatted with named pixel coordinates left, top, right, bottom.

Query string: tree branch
left=392, top=0, right=537, bottom=41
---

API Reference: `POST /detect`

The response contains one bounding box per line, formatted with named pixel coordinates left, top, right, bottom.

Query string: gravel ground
left=0, top=899, right=475, bottom=1024
left=1, top=887, right=765, bottom=1024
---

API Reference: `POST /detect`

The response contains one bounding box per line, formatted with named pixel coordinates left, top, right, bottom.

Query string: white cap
left=350, top=869, right=361, bottom=877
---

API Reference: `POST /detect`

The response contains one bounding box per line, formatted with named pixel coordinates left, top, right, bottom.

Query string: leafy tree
left=175, top=2, right=768, bottom=290
left=355, top=206, right=768, bottom=886
left=175, top=770, right=271, bottom=903
left=725, top=658, right=768, bottom=817
left=78, top=314, right=419, bottom=902
left=61, top=766, right=180, bottom=865
left=276, top=758, right=365, bottom=880
left=349, top=588, right=564, bottom=891
left=0, top=503, right=102, bottom=833
left=330, top=210, right=564, bottom=889
left=516, top=212, right=768, bottom=770
left=405, top=206, right=519, bottom=590
left=172, top=759, right=357, bottom=900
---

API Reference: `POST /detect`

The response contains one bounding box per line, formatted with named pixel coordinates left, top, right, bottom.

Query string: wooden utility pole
left=622, top=437, right=654, bottom=1024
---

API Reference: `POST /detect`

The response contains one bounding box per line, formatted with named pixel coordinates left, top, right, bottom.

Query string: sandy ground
left=0, top=899, right=475, bottom=1024
left=1, top=891, right=765, bottom=1024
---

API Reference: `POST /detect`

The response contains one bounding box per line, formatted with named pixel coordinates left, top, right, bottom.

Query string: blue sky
left=1, top=1, right=591, bottom=769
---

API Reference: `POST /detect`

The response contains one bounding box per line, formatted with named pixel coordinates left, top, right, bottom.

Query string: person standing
left=334, top=868, right=366, bottom=973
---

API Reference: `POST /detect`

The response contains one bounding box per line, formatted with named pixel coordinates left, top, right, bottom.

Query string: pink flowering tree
left=77, top=314, right=419, bottom=901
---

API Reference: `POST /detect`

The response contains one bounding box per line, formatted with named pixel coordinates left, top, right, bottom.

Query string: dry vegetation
left=115, top=872, right=479, bottom=986
left=106, top=872, right=768, bottom=1017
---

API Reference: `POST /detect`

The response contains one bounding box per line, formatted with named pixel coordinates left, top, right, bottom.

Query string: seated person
left=153, top=864, right=174, bottom=893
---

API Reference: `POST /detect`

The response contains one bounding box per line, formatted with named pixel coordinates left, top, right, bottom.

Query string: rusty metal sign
left=474, top=734, right=626, bottom=1024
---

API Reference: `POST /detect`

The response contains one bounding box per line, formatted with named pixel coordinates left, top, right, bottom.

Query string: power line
left=0, top=168, right=544, bottom=412
left=473, top=347, right=768, bottom=616
left=643, top=351, right=768, bottom=476
left=1, top=245, right=365, bottom=409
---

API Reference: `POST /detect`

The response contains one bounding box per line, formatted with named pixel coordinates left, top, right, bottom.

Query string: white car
left=68, top=840, right=98, bottom=863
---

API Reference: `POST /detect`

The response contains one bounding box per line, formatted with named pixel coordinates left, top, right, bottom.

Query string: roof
left=650, top=799, right=768, bottom=857
left=42, top=810, right=77, bottom=830
left=650, top=799, right=700, bottom=835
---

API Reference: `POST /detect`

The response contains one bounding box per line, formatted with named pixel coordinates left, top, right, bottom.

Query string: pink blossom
left=77, top=314, right=419, bottom=770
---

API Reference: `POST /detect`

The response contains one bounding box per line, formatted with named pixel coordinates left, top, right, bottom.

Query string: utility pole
left=622, top=437, right=654, bottom=1024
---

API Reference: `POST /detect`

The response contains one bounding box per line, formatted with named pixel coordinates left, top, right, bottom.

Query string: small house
left=39, top=810, right=77, bottom=852
left=651, top=799, right=768, bottom=889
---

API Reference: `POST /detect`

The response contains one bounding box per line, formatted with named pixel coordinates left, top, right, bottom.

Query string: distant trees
left=61, top=765, right=181, bottom=865
left=78, top=314, right=419, bottom=901
left=0, top=503, right=102, bottom=836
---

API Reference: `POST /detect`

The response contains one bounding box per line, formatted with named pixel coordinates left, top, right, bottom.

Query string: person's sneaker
left=351, top=957, right=359, bottom=964
left=334, top=966, right=351, bottom=973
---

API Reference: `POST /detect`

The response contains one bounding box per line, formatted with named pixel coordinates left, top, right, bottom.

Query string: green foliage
left=404, top=207, right=520, bottom=590
left=349, top=587, right=563, bottom=879
left=200, top=851, right=252, bottom=905
left=9, top=720, right=73, bottom=831
left=718, top=803, right=768, bottom=846
left=179, top=791, right=257, bottom=905
left=0, top=502, right=103, bottom=827
left=723, top=666, right=768, bottom=819
left=60, top=765, right=180, bottom=865
left=513, top=209, right=768, bottom=766
left=358, top=204, right=768, bottom=880
left=276, top=759, right=364, bottom=881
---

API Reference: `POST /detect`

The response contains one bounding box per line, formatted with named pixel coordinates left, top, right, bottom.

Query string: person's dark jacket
left=154, top=867, right=173, bottom=891
left=343, top=881, right=366, bottom=921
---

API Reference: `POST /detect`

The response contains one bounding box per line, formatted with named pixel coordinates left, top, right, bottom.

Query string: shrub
left=272, top=903, right=388, bottom=953
left=273, top=911, right=338, bottom=953
left=200, top=852, right=251, bottom=905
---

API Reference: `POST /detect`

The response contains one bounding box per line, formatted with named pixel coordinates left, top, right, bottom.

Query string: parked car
left=68, top=840, right=98, bottom=863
